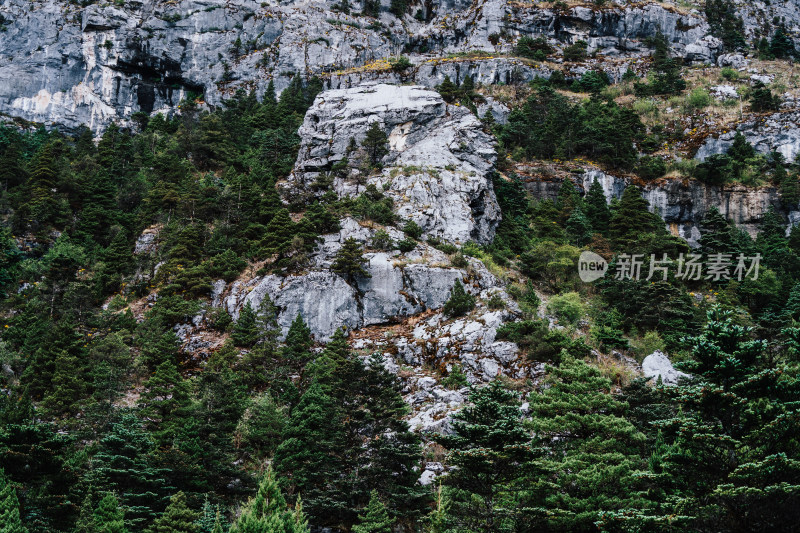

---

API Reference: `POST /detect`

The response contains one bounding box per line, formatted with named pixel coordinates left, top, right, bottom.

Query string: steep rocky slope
left=1, top=0, right=788, bottom=132
left=522, top=166, right=800, bottom=245
left=282, top=83, right=500, bottom=243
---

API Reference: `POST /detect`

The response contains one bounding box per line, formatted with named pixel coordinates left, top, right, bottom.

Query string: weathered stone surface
left=642, top=350, right=689, bottom=385
left=523, top=167, right=800, bottom=247
left=695, top=111, right=800, bottom=164
left=0, top=0, right=753, bottom=131
left=283, top=83, right=501, bottom=244
left=219, top=217, right=503, bottom=340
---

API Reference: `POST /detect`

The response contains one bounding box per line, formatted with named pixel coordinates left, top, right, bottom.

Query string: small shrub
left=636, top=155, right=667, bottom=181
left=515, top=36, right=553, bottom=60
left=208, top=307, right=233, bottom=332
left=403, top=220, right=423, bottom=239
left=389, top=56, right=412, bottom=71
left=685, top=88, right=711, bottom=110
left=441, top=364, right=469, bottom=389
left=622, top=68, right=639, bottom=82
left=632, top=330, right=666, bottom=361
left=546, top=291, right=584, bottom=325
left=750, top=81, right=781, bottom=112
left=591, top=324, right=629, bottom=351
left=436, top=242, right=458, bottom=255
left=450, top=252, right=469, bottom=268
left=720, top=67, right=739, bottom=81
left=496, top=319, right=590, bottom=363
left=397, top=238, right=416, bottom=253
left=563, top=40, right=588, bottom=62
left=578, top=70, right=610, bottom=93
left=443, top=280, right=476, bottom=317
left=487, top=293, right=506, bottom=310
left=371, top=229, right=394, bottom=250
left=633, top=98, right=659, bottom=116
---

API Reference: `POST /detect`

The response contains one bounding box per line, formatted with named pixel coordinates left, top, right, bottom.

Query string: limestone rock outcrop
left=642, top=350, right=689, bottom=385
left=219, top=218, right=506, bottom=341
left=283, top=84, right=501, bottom=244
left=0, top=0, right=769, bottom=132
left=523, top=167, right=800, bottom=247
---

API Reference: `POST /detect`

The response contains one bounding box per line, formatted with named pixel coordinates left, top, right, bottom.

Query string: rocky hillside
left=2, top=0, right=800, bottom=532
left=0, top=0, right=795, bottom=131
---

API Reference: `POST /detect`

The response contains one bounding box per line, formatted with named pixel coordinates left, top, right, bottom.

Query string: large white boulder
left=642, top=351, right=690, bottom=386
left=283, top=83, right=501, bottom=244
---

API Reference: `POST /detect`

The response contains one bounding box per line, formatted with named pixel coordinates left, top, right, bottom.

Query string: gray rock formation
left=524, top=167, right=800, bottom=246
left=283, top=83, right=501, bottom=244
left=219, top=217, right=505, bottom=340
left=0, top=0, right=738, bottom=131
left=642, top=350, right=689, bottom=385
left=695, top=110, right=800, bottom=164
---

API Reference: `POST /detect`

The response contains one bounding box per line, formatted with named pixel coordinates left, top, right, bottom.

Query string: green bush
left=636, top=155, right=667, bottom=181
left=403, top=220, right=423, bottom=239
left=441, top=363, right=469, bottom=389
left=720, top=67, right=739, bottom=81
left=563, top=40, right=588, bottom=62
left=352, top=185, right=395, bottom=224
left=450, top=252, right=469, bottom=268
left=443, top=280, right=476, bottom=317
left=750, top=81, right=781, bottom=112
left=632, top=330, right=666, bottom=360
left=389, top=56, right=413, bottom=71
left=515, top=36, right=553, bottom=60
left=546, top=292, right=584, bottom=325
left=496, top=319, right=589, bottom=363
left=397, top=238, right=416, bottom=253
left=685, top=88, right=711, bottom=110
left=578, top=70, right=610, bottom=94
left=371, top=229, right=394, bottom=250
left=206, top=249, right=247, bottom=281
left=487, top=293, right=506, bottom=310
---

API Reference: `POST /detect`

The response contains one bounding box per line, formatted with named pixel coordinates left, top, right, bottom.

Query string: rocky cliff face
left=696, top=109, right=800, bottom=164
left=0, top=0, right=769, bottom=133
left=283, top=83, right=501, bottom=244
left=523, top=167, right=799, bottom=246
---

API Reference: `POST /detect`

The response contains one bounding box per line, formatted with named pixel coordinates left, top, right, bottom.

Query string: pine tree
left=0, top=469, right=28, bottom=533
left=442, top=280, right=475, bottom=317
left=435, top=381, right=532, bottom=531
left=75, top=489, right=97, bottom=533
left=361, top=122, right=388, bottom=167
left=523, top=358, right=648, bottom=531
left=584, top=178, right=611, bottom=234
left=229, top=467, right=309, bottom=533
left=94, top=493, right=126, bottom=533
left=261, top=208, right=295, bottom=259
left=565, top=206, right=593, bottom=246
left=232, top=302, right=259, bottom=347
left=89, top=414, right=173, bottom=531
left=634, top=307, right=800, bottom=532
left=435, top=76, right=459, bottom=103
left=698, top=206, right=736, bottom=255
left=196, top=497, right=220, bottom=533
left=352, top=491, right=392, bottom=533
left=781, top=171, right=800, bottom=208
left=769, top=27, right=795, bottom=59
left=750, top=81, right=780, bottom=112
left=147, top=492, right=199, bottom=533
left=41, top=348, right=88, bottom=416
left=608, top=185, right=664, bottom=248
left=139, top=358, right=192, bottom=445
left=276, top=346, right=427, bottom=529
left=331, top=238, right=371, bottom=284
left=728, top=131, right=755, bottom=163
left=25, top=141, right=62, bottom=227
